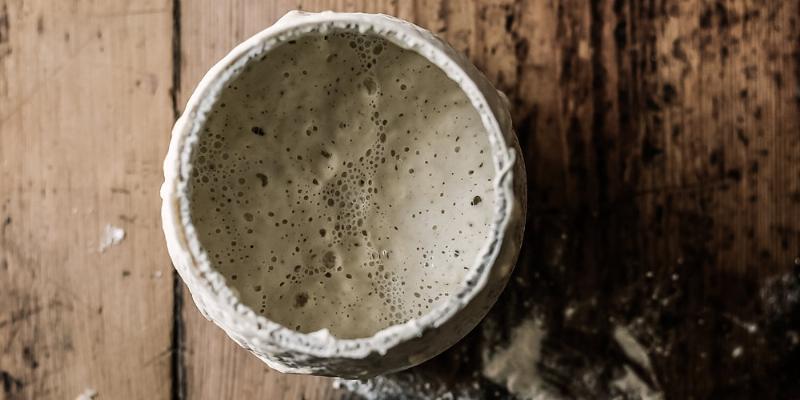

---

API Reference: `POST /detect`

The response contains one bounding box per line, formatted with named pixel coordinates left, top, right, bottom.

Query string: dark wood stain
left=0, top=2, right=8, bottom=49
left=0, top=370, right=24, bottom=396
left=364, top=0, right=800, bottom=399
left=21, top=346, right=38, bottom=370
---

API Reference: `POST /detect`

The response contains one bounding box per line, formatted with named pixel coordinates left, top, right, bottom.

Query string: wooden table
left=1, top=1, right=798, bottom=399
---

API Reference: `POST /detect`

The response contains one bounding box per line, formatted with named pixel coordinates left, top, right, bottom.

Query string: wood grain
left=177, top=0, right=800, bottom=399
left=176, top=2, right=397, bottom=399
left=1, top=0, right=798, bottom=398
left=359, top=0, right=800, bottom=399
left=0, top=0, right=174, bottom=399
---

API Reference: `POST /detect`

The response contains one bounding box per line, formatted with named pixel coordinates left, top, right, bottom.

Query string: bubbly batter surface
left=189, top=31, right=495, bottom=338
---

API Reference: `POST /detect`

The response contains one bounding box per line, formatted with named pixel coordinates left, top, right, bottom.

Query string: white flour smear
left=482, top=318, right=560, bottom=400
left=334, top=376, right=475, bottom=400
left=98, top=224, right=125, bottom=252
left=75, top=388, right=97, bottom=400
left=612, top=326, right=664, bottom=400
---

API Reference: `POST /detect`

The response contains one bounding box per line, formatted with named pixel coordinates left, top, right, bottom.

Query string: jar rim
left=161, top=11, right=519, bottom=371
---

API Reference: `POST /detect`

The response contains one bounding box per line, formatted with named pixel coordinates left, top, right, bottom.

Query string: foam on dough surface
left=188, top=30, right=495, bottom=339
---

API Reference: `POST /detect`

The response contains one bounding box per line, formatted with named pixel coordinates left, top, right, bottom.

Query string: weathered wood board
left=2, top=0, right=799, bottom=399
left=0, top=0, right=174, bottom=399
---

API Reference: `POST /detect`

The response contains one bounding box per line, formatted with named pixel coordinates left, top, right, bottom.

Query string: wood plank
left=0, top=1, right=174, bottom=399
left=177, top=1, right=401, bottom=399
left=355, top=0, right=800, bottom=399
left=178, top=0, right=800, bottom=399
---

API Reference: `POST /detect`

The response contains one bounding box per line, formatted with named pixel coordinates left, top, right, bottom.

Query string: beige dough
left=188, top=31, right=494, bottom=339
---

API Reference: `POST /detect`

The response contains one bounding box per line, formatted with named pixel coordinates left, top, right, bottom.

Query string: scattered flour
left=335, top=377, right=413, bottom=400
left=482, top=318, right=559, bottom=400
left=612, top=326, right=663, bottom=399
left=75, top=388, right=97, bottom=400
left=98, top=224, right=125, bottom=253
left=334, top=375, right=476, bottom=400
left=338, top=322, right=670, bottom=399
left=611, top=366, right=663, bottom=400
left=723, top=313, right=759, bottom=334
left=613, top=326, right=655, bottom=376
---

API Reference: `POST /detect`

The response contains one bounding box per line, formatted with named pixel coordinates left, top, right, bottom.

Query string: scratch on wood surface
left=141, top=346, right=174, bottom=368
